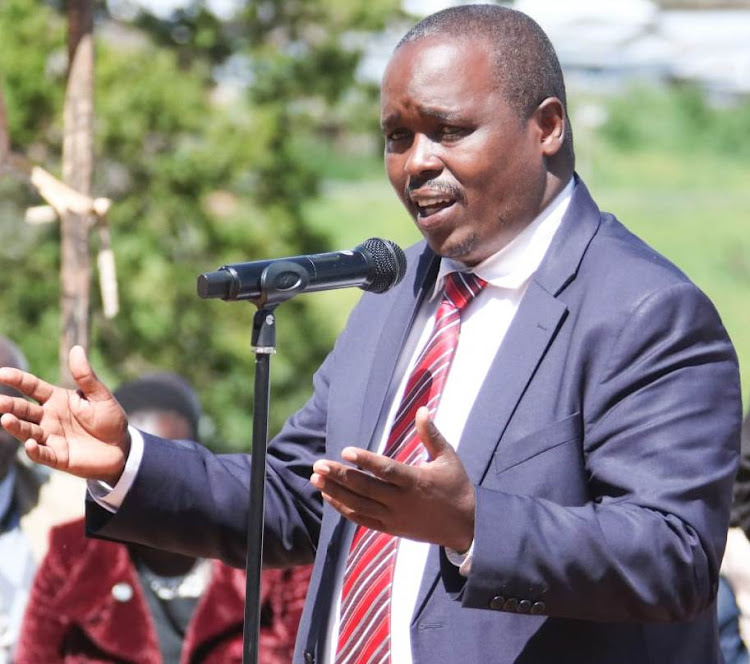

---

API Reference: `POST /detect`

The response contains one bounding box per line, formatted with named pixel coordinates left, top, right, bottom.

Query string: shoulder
left=48, top=517, right=89, bottom=549
left=567, top=204, right=717, bottom=324
left=44, top=517, right=124, bottom=570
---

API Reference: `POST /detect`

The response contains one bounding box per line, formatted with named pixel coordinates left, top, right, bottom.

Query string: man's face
left=381, top=36, right=549, bottom=266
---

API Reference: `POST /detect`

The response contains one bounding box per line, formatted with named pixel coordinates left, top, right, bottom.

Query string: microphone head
left=358, top=238, right=407, bottom=294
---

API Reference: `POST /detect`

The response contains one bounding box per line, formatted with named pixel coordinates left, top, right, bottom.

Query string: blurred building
left=516, top=0, right=750, bottom=102
left=359, top=0, right=750, bottom=104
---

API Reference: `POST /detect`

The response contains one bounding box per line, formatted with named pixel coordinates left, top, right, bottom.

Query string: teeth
left=416, top=198, right=451, bottom=208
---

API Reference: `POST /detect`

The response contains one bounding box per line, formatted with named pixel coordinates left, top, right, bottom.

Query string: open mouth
left=413, top=197, right=456, bottom=218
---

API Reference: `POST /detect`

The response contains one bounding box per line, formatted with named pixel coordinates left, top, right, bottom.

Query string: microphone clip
left=252, top=261, right=311, bottom=307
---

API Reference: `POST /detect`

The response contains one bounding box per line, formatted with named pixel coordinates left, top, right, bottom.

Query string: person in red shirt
left=15, top=372, right=311, bottom=664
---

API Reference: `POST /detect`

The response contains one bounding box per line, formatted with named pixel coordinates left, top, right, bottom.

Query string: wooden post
left=60, top=0, right=94, bottom=385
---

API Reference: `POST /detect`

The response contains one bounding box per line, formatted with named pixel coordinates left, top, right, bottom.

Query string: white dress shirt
left=90, top=179, right=574, bottom=664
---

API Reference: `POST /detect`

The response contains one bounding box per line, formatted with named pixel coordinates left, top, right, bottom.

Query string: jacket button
left=530, top=601, right=546, bottom=615
left=304, top=651, right=315, bottom=664
left=517, top=600, right=532, bottom=614
left=489, top=595, right=506, bottom=610
left=503, top=597, right=519, bottom=612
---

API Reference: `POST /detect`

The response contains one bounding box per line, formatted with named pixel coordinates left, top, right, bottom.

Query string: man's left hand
left=311, top=406, right=475, bottom=552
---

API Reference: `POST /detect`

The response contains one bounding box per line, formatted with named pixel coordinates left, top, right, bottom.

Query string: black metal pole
left=242, top=306, right=277, bottom=664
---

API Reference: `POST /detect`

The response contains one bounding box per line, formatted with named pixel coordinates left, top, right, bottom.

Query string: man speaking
left=0, top=5, right=741, bottom=663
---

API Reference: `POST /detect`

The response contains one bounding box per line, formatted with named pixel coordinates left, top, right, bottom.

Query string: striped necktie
left=335, top=271, right=487, bottom=664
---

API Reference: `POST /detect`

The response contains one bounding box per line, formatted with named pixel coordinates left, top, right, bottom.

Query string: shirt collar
left=433, top=178, right=575, bottom=296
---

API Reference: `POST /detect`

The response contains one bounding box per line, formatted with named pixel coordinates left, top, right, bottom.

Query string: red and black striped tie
left=335, top=271, right=487, bottom=664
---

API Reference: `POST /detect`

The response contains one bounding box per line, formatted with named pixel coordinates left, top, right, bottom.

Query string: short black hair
left=397, top=4, right=568, bottom=122
left=113, top=372, right=201, bottom=440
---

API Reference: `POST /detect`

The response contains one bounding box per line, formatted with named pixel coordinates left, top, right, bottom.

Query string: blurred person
left=721, top=411, right=750, bottom=650
left=0, top=337, right=45, bottom=664
left=0, top=5, right=742, bottom=664
left=718, top=575, right=749, bottom=664
left=15, top=373, right=311, bottom=664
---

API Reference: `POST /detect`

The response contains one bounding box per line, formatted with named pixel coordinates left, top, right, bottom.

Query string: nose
left=404, top=133, right=442, bottom=178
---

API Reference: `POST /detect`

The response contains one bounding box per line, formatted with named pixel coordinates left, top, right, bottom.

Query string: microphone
left=197, top=238, right=407, bottom=301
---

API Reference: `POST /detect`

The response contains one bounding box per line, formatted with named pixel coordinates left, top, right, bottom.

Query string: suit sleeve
left=461, top=282, right=741, bottom=622
left=86, top=340, right=340, bottom=569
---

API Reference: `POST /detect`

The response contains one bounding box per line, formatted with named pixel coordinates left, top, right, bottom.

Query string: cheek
left=385, top=156, right=406, bottom=195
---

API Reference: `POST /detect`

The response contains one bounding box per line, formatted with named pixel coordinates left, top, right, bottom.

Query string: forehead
left=380, top=36, right=498, bottom=122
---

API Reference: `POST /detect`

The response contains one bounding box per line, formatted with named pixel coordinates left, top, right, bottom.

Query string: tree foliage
left=600, top=82, right=750, bottom=159
left=0, top=0, right=402, bottom=449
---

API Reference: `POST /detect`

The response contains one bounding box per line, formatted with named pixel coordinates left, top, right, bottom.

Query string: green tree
left=0, top=0, right=402, bottom=449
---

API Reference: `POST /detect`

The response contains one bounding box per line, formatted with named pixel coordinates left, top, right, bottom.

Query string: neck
left=542, top=167, right=573, bottom=209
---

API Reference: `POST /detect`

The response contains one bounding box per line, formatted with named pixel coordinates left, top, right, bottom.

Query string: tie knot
left=443, top=271, right=487, bottom=313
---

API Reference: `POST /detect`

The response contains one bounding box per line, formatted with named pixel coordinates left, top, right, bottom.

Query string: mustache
left=405, top=179, right=463, bottom=202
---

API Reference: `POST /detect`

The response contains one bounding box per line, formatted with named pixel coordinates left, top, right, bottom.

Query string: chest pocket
left=489, top=412, right=588, bottom=504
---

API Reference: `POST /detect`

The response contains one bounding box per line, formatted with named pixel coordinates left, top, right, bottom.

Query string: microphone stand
left=241, top=262, right=310, bottom=664
left=242, top=304, right=275, bottom=664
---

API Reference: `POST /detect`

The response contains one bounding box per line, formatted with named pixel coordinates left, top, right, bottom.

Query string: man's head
left=0, top=337, right=28, bottom=479
left=113, top=372, right=201, bottom=441
left=382, top=5, right=574, bottom=266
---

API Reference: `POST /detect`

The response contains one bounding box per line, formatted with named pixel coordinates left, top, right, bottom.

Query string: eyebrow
left=381, top=106, right=464, bottom=130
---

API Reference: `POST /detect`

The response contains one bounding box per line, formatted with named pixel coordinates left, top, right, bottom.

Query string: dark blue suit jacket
left=89, top=179, right=742, bottom=663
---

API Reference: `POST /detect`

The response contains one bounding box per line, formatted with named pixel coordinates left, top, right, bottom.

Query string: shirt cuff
left=87, top=426, right=145, bottom=513
left=444, top=539, right=474, bottom=577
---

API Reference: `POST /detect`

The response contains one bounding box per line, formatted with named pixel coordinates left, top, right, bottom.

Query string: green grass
left=304, top=147, right=750, bottom=405
left=581, top=148, right=750, bottom=404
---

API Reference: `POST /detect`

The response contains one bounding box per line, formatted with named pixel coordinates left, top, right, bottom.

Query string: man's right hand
left=0, top=345, right=129, bottom=485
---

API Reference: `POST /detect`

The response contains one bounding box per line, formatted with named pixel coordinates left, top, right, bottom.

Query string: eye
left=438, top=125, right=470, bottom=142
left=385, top=128, right=412, bottom=143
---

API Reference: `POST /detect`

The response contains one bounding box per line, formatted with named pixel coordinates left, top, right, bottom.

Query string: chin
left=428, top=234, right=481, bottom=266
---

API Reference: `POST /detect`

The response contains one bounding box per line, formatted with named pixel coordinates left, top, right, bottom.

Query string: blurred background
left=1, top=0, right=748, bottom=451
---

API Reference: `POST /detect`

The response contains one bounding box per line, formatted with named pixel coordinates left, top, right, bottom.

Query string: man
left=0, top=6, right=742, bottom=664
left=0, top=337, right=44, bottom=664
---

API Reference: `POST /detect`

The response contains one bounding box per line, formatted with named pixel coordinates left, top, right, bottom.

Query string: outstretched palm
left=0, top=345, right=129, bottom=484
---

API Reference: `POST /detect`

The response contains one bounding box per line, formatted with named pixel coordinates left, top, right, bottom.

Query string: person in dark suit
left=0, top=5, right=742, bottom=664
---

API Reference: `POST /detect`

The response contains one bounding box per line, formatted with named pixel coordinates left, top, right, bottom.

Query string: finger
left=24, top=438, right=62, bottom=469
left=1, top=413, right=47, bottom=444
left=320, top=491, right=386, bottom=532
left=0, top=367, right=54, bottom=404
left=311, top=460, right=395, bottom=503
left=339, top=447, right=415, bottom=488
left=311, top=471, right=388, bottom=525
left=69, top=345, right=113, bottom=403
left=0, top=395, right=44, bottom=424
left=415, top=406, right=453, bottom=461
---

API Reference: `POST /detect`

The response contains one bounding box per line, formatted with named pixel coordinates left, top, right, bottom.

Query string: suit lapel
left=411, top=284, right=567, bottom=623
left=458, top=283, right=568, bottom=483
left=306, top=248, right=437, bottom=657
left=412, top=176, right=603, bottom=620
left=460, top=176, right=602, bottom=484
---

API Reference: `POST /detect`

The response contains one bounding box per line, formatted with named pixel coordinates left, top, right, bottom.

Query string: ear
left=532, top=97, right=566, bottom=158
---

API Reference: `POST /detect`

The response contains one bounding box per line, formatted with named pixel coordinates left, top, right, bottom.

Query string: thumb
left=69, top=345, right=113, bottom=403
left=415, top=406, right=454, bottom=461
